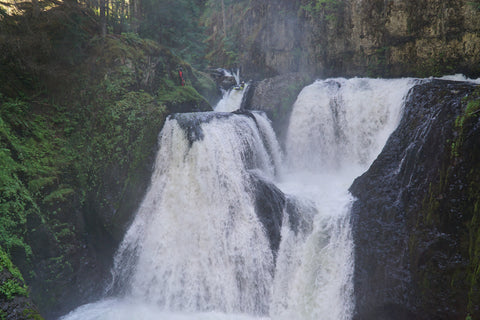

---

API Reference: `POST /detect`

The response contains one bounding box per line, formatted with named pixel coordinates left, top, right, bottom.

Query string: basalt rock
left=350, top=80, right=480, bottom=319
left=206, top=0, right=480, bottom=79
left=245, top=73, right=312, bottom=140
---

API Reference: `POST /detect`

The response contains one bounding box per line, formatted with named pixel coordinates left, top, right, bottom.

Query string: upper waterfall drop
left=285, top=78, right=417, bottom=173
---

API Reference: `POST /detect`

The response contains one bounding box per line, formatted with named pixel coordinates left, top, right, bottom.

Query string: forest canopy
left=0, top=0, right=235, bottom=68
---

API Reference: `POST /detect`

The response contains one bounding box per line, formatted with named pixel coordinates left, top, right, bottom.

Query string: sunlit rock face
left=350, top=79, right=480, bottom=320
left=222, top=0, right=480, bottom=78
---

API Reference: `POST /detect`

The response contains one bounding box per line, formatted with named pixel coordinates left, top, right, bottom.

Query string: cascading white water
left=214, top=86, right=248, bottom=112
left=60, top=77, right=416, bottom=320
left=285, top=78, right=416, bottom=172
left=270, top=78, right=416, bottom=320
left=111, top=112, right=280, bottom=315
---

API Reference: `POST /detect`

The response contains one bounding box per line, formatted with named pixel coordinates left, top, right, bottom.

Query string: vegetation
left=139, top=0, right=207, bottom=67
left=201, top=0, right=250, bottom=68
left=0, top=0, right=216, bottom=316
left=0, top=246, right=43, bottom=319
left=0, top=0, right=478, bottom=318
left=0, top=247, right=28, bottom=300
left=469, top=1, right=480, bottom=10
left=299, top=0, right=342, bottom=21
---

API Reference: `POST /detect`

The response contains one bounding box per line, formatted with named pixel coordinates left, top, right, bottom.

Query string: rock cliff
left=350, top=79, right=480, bottom=319
left=205, top=0, right=480, bottom=79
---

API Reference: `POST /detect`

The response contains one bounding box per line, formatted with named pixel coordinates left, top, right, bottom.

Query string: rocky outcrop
left=245, top=73, right=312, bottom=140
left=206, top=0, right=480, bottom=79
left=350, top=80, right=480, bottom=319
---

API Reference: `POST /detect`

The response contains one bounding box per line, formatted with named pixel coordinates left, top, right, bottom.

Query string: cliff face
left=340, top=0, right=480, bottom=77
left=207, top=0, right=480, bottom=78
left=350, top=80, right=480, bottom=319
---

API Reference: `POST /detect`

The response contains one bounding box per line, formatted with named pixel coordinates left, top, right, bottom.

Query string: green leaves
left=139, top=0, right=207, bottom=67
left=469, top=1, right=480, bottom=11
left=0, top=247, right=28, bottom=300
left=300, top=0, right=343, bottom=22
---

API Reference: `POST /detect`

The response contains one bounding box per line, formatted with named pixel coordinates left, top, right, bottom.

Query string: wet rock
left=246, top=72, right=312, bottom=140
left=350, top=80, right=479, bottom=319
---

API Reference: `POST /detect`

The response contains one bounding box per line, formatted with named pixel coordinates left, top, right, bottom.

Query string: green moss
left=0, top=278, right=28, bottom=300
left=465, top=99, right=480, bottom=115
left=0, top=97, right=60, bottom=258
left=469, top=1, right=480, bottom=11
left=0, top=247, right=25, bottom=281
left=414, top=86, right=480, bottom=317
left=450, top=88, right=480, bottom=315
left=300, top=0, right=342, bottom=22
left=22, top=308, right=44, bottom=320
left=158, top=85, right=205, bottom=105
left=0, top=248, right=44, bottom=319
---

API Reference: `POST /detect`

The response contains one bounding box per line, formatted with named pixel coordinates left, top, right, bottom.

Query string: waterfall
left=214, top=86, right=248, bottom=112
left=60, top=78, right=416, bottom=320
left=285, top=78, right=417, bottom=172
left=270, top=78, right=416, bottom=320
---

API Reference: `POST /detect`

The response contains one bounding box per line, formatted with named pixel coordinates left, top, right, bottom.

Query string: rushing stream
left=60, top=78, right=417, bottom=320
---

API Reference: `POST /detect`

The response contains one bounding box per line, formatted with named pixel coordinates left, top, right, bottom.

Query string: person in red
left=178, top=67, right=185, bottom=86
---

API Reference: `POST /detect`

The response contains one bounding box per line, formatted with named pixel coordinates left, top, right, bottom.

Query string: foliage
left=0, top=246, right=28, bottom=300
left=137, top=0, right=207, bottom=67
left=0, top=278, right=28, bottom=300
left=0, top=0, right=218, bottom=315
left=300, top=0, right=342, bottom=21
left=201, top=0, right=250, bottom=68
left=0, top=10, right=214, bottom=313
left=469, top=1, right=480, bottom=11
left=0, top=96, right=62, bottom=259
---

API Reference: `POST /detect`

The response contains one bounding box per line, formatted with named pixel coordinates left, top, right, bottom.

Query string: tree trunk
left=221, top=0, right=227, bottom=39
left=32, top=0, right=39, bottom=18
left=130, top=0, right=140, bottom=33
left=120, top=0, right=126, bottom=33
left=100, top=0, right=106, bottom=38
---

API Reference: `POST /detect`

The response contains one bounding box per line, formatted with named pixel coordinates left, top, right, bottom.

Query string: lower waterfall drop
left=59, top=77, right=416, bottom=320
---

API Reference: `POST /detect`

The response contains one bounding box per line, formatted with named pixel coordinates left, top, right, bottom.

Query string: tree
left=139, top=0, right=207, bottom=65
left=221, top=0, right=226, bottom=38
left=100, top=0, right=106, bottom=38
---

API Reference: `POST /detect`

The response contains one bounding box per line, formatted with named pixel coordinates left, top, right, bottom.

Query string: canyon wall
left=207, top=0, right=480, bottom=79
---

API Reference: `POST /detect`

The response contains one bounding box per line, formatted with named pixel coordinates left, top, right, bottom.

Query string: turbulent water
left=60, top=78, right=416, bottom=320
left=214, top=87, right=248, bottom=112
